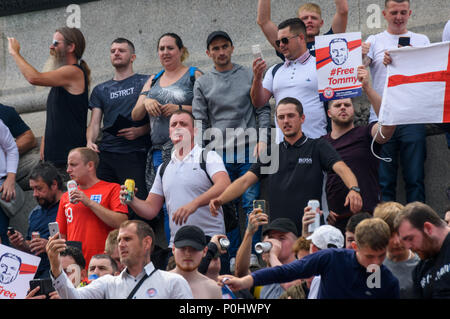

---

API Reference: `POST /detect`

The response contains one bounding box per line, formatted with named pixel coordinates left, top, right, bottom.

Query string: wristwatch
left=349, top=186, right=361, bottom=193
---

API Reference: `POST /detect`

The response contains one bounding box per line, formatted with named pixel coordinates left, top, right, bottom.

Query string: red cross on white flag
left=379, top=41, right=450, bottom=125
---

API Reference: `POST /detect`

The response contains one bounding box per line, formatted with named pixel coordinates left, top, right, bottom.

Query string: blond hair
left=373, top=202, right=405, bottom=234
left=298, top=3, right=322, bottom=17
left=104, top=229, right=119, bottom=255
left=355, top=218, right=391, bottom=251
left=70, top=147, right=99, bottom=169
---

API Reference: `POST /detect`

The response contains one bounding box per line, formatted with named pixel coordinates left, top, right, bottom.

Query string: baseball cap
left=206, top=30, right=233, bottom=49
left=173, top=225, right=207, bottom=251
left=262, top=218, right=298, bottom=237
left=307, top=225, right=344, bottom=250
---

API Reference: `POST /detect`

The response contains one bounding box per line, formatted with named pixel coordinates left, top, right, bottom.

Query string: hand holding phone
left=48, top=222, right=60, bottom=239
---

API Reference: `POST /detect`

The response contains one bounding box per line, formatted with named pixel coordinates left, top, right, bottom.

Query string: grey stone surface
left=0, top=0, right=449, bottom=236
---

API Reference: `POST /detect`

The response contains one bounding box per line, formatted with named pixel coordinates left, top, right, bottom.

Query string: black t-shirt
left=89, top=73, right=150, bottom=153
left=413, top=233, right=450, bottom=298
left=249, top=135, right=341, bottom=233
left=0, top=104, right=30, bottom=138
left=44, top=64, right=88, bottom=165
left=323, top=123, right=381, bottom=216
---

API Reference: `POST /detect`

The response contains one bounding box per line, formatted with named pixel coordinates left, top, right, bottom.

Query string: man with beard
left=322, top=66, right=396, bottom=233
left=170, top=225, right=222, bottom=299
left=394, top=202, right=450, bottom=298
left=7, top=162, right=64, bottom=278
left=210, top=97, right=362, bottom=235
left=8, top=27, right=90, bottom=180
left=87, top=38, right=150, bottom=222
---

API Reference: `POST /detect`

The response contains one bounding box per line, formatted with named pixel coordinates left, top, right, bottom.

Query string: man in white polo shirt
left=251, top=17, right=327, bottom=143
left=120, top=110, right=231, bottom=249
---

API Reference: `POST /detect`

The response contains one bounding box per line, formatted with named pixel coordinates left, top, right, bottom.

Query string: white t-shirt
left=366, top=30, right=430, bottom=122
left=263, top=55, right=327, bottom=142
left=0, top=119, right=19, bottom=182
left=151, top=144, right=226, bottom=246
left=443, top=20, right=450, bottom=42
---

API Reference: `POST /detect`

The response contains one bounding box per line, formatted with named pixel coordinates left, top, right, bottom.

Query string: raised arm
left=8, top=38, right=84, bottom=91
left=257, top=0, right=280, bottom=52
left=330, top=0, right=349, bottom=34
left=209, top=171, right=259, bottom=216
left=357, top=65, right=395, bottom=144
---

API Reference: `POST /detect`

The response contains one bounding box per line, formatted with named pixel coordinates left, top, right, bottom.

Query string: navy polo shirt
left=26, top=202, right=59, bottom=279
left=249, top=135, right=340, bottom=233
left=252, top=248, right=400, bottom=299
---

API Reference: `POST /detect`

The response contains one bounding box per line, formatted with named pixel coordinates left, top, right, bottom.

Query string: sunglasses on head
left=275, top=35, right=300, bottom=48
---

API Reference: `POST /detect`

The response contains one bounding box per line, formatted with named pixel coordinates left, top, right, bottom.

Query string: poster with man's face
left=0, top=244, right=40, bottom=299
left=315, top=32, right=362, bottom=101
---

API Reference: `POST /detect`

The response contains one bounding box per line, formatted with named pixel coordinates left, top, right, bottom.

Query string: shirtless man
left=170, top=225, right=222, bottom=299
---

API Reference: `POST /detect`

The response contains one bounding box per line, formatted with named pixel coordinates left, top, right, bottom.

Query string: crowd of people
left=0, top=0, right=449, bottom=299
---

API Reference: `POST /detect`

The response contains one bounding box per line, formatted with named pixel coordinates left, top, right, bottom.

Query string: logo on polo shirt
left=147, top=288, right=157, bottom=297
left=90, top=194, right=102, bottom=204
left=298, top=157, right=313, bottom=165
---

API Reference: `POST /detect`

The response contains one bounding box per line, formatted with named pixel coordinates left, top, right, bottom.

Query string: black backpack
left=159, top=148, right=238, bottom=233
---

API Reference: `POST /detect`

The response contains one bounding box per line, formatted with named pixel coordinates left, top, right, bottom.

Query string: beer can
left=255, top=242, right=272, bottom=254
left=124, top=179, right=135, bottom=202
left=307, top=199, right=321, bottom=233
left=31, top=231, right=40, bottom=239
left=67, top=180, right=78, bottom=203
left=219, top=238, right=230, bottom=250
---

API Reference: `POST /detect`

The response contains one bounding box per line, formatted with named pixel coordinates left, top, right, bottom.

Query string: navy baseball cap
left=263, top=218, right=298, bottom=237
left=206, top=30, right=233, bottom=49
left=173, top=225, right=207, bottom=251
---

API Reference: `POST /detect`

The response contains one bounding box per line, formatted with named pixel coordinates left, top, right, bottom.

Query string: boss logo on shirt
left=90, top=194, right=102, bottom=204
left=298, top=158, right=313, bottom=164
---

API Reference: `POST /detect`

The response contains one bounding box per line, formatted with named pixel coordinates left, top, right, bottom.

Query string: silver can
left=307, top=199, right=321, bottom=233
left=67, top=180, right=78, bottom=203
left=255, top=242, right=272, bottom=254
left=219, top=238, right=230, bottom=250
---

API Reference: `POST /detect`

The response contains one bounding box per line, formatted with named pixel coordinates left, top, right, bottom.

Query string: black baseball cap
left=173, top=225, right=207, bottom=251
left=206, top=31, right=233, bottom=49
left=262, top=218, right=298, bottom=237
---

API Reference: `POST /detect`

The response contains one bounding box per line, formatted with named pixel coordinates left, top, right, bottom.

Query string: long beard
left=42, top=50, right=66, bottom=73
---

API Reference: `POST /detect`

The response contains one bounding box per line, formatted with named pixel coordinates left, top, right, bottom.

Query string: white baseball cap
left=307, top=225, right=344, bottom=250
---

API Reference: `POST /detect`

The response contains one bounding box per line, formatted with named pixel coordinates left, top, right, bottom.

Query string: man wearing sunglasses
left=8, top=27, right=90, bottom=181
left=257, top=0, right=348, bottom=58
left=251, top=18, right=327, bottom=143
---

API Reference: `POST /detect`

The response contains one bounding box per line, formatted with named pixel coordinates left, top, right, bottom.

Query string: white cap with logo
left=307, top=225, right=344, bottom=250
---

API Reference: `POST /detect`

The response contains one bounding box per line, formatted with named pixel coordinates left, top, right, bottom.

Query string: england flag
left=379, top=41, right=450, bottom=125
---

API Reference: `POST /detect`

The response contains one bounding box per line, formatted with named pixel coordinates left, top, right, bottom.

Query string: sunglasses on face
left=52, top=39, right=60, bottom=47
left=275, top=35, right=299, bottom=48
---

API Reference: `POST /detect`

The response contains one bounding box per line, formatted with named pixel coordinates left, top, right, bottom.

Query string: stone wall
left=1, top=0, right=449, bottom=233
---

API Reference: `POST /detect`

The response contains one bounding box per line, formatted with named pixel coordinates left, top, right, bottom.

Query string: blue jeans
left=222, top=146, right=261, bottom=258
left=379, top=124, right=426, bottom=203
left=152, top=150, right=171, bottom=245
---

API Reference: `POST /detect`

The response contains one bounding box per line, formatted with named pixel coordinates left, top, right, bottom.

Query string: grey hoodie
left=192, top=63, right=271, bottom=150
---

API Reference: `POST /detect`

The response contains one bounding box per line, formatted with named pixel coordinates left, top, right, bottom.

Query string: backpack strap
left=271, top=62, right=283, bottom=78
left=189, top=66, right=198, bottom=85
left=151, top=69, right=165, bottom=88
left=199, top=149, right=213, bottom=184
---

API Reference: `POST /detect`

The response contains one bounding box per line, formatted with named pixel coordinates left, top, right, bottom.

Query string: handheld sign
left=315, top=32, right=363, bottom=101
left=0, top=244, right=41, bottom=299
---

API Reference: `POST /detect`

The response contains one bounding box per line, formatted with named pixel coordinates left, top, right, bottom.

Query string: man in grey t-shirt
left=87, top=38, right=150, bottom=221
